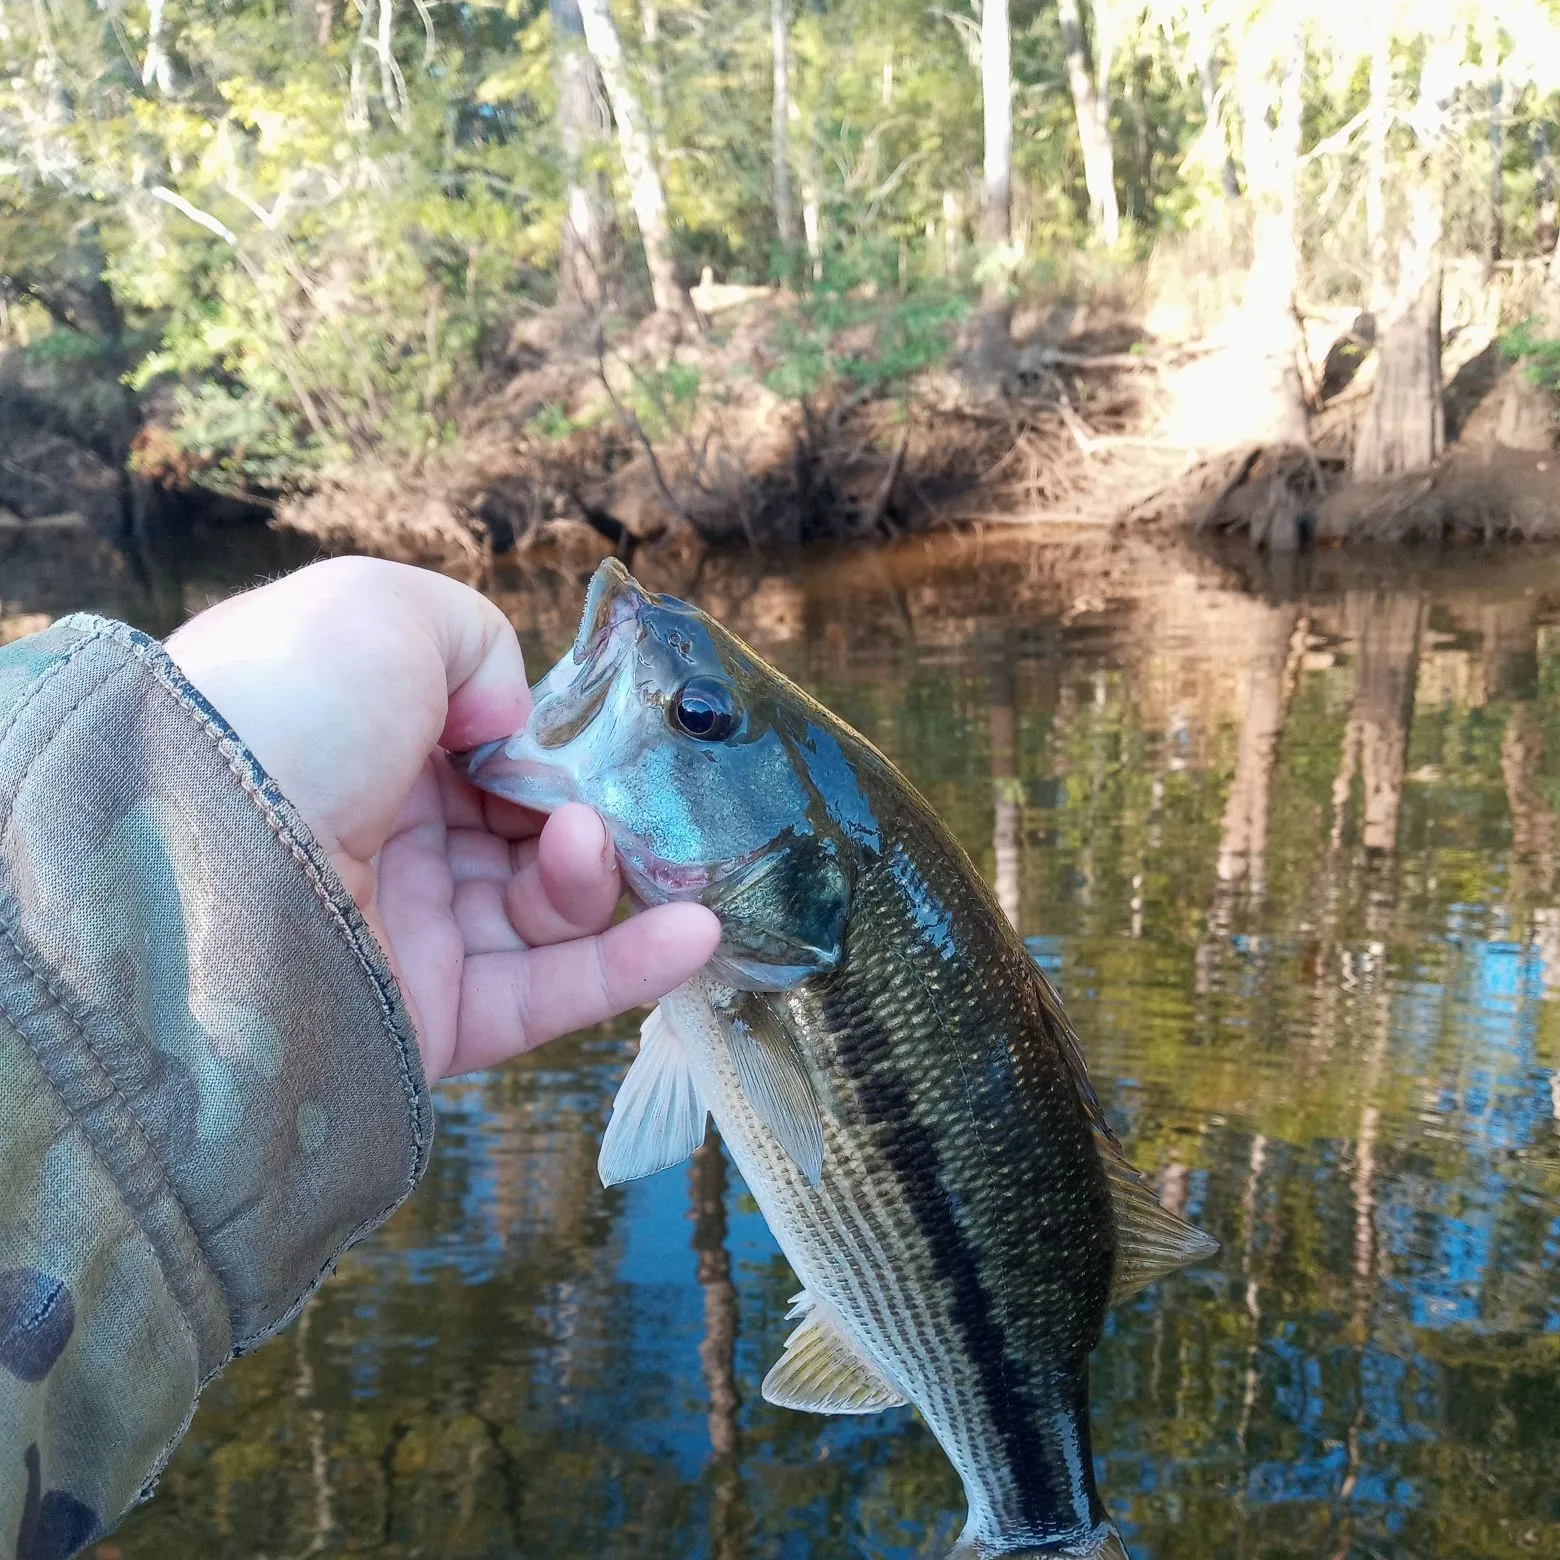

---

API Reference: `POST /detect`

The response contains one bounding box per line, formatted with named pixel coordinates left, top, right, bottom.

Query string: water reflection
left=43, top=532, right=1560, bottom=1560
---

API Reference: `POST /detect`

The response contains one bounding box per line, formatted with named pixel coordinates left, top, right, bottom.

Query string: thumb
left=168, top=557, right=530, bottom=863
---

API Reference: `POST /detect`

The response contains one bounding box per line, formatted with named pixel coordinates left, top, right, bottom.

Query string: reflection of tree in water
left=1341, top=588, right=1424, bottom=855
left=689, top=1129, right=746, bottom=1560
left=989, top=661, right=1020, bottom=928
left=89, top=545, right=1560, bottom=1560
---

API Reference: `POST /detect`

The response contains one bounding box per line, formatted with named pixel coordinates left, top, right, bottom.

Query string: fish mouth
left=455, top=559, right=744, bottom=904
left=454, top=559, right=647, bottom=797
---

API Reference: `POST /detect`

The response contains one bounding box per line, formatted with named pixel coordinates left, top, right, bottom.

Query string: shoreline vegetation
left=7, top=2, right=1560, bottom=569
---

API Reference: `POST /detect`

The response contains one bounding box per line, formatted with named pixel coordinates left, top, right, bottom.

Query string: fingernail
left=598, top=815, right=616, bottom=872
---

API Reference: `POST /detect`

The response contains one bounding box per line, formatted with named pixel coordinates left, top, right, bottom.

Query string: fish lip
left=573, top=558, right=644, bottom=667
left=614, top=833, right=781, bottom=908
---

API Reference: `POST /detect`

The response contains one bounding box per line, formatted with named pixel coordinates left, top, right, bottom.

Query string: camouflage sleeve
left=0, top=613, right=434, bottom=1558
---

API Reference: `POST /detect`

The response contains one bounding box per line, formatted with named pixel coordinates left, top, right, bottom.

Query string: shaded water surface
left=35, top=533, right=1560, bottom=1560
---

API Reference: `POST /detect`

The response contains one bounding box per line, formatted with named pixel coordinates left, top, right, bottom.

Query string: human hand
left=164, top=556, right=721, bottom=1083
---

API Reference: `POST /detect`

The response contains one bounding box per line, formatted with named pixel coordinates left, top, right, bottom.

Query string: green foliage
left=1501, top=319, right=1560, bottom=396
left=5, top=0, right=1560, bottom=488
left=763, top=284, right=969, bottom=402
left=21, top=328, right=115, bottom=368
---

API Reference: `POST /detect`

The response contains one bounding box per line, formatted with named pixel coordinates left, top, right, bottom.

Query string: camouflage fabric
left=0, top=614, right=433, bottom=1558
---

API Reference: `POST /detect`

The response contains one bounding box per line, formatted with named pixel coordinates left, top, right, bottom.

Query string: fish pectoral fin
left=597, top=1005, right=709, bottom=1188
left=725, top=1000, right=825, bottom=1186
left=761, top=1293, right=906, bottom=1415
left=1095, top=1126, right=1221, bottom=1305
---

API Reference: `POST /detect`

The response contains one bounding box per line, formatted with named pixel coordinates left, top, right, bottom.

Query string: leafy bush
left=763, top=284, right=969, bottom=403
left=1502, top=320, right=1560, bottom=396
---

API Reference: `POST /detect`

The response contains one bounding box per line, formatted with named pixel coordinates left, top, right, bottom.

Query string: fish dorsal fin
left=761, top=1292, right=907, bottom=1415
left=725, top=1000, right=825, bottom=1187
left=1030, top=966, right=1219, bottom=1304
left=597, top=1005, right=708, bottom=1188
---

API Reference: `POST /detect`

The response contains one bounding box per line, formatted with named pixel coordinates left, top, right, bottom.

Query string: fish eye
left=670, top=676, right=738, bottom=742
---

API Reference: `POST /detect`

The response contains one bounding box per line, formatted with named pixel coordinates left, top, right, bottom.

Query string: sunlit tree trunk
left=1057, top=0, right=1119, bottom=244
left=977, top=0, right=1012, bottom=372
left=1364, top=19, right=1392, bottom=312
left=552, top=0, right=610, bottom=310
left=293, top=0, right=334, bottom=48
left=1354, top=37, right=1458, bottom=478
left=1487, top=71, right=1504, bottom=269
left=802, top=158, right=822, bottom=283
left=1179, top=0, right=1237, bottom=201
left=143, top=0, right=174, bottom=92
left=771, top=0, right=795, bottom=258
left=1353, top=183, right=1444, bottom=475
left=1236, top=27, right=1308, bottom=446
left=638, top=0, right=667, bottom=166
left=576, top=0, right=690, bottom=318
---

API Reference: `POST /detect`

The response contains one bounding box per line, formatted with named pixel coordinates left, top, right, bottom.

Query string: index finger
left=483, top=792, right=548, bottom=840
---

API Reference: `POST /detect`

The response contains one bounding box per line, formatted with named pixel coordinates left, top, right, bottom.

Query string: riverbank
left=4, top=261, right=1559, bottom=570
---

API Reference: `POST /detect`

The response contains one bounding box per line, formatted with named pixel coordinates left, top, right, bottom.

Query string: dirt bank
left=7, top=281, right=1559, bottom=572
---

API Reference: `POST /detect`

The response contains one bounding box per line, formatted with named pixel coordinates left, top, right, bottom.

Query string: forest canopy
left=4, top=0, right=1560, bottom=524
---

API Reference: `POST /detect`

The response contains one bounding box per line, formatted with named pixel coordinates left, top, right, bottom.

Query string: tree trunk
left=637, top=1, right=668, bottom=165
left=143, top=0, right=174, bottom=92
left=802, top=161, right=822, bottom=283
left=576, top=0, right=690, bottom=318
left=552, top=0, right=610, bottom=310
left=771, top=0, right=795, bottom=258
left=1057, top=0, right=1119, bottom=244
left=1355, top=34, right=1457, bottom=478
left=1364, top=19, right=1392, bottom=311
left=1497, top=228, right=1560, bottom=451
left=977, top=0, right=1012, bottom=372
left=1236, top=29, right=1309, bottom=446
left=1488, top=72, right=1504, bottom=269
left=1354, top=182, right=1443, bottom=476
left=1182, top=2, right=1237, bottom=200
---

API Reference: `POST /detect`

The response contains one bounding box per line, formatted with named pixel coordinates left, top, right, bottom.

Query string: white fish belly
left=660, top=980, right=1030, bottom=1542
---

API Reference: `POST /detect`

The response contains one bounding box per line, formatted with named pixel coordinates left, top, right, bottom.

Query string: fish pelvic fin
left=597, top=1005, right=708, bottom=1187
left=945, top=1522, right=1130, bottom=1559
left=761, top=1291, right=907, bottom=1415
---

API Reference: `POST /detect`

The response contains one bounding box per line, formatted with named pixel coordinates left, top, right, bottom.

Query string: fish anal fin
left=597, top=1005, right=708, bottom=1188
left=1096, top=1126, right=1220, bottom=1304
left=761, top=1293, right=906, bottom=1416
left=724, top=998, right=825, bottom=1186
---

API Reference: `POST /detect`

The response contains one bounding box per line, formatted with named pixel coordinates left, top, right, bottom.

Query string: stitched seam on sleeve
left=133, top=652, right=427, bottom=1158
left=0, top=647, right=210, bottom=1373
left=100, top=622, right=431, bottom=1339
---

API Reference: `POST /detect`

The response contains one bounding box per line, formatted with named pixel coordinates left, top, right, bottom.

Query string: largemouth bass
left=460, top=560, right=1217, bottom=1559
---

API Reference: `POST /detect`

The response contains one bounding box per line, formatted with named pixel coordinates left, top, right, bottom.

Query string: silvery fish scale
left=460, top=561, right=1217, bottom=1560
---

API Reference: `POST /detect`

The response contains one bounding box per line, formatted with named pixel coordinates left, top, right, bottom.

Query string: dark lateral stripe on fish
left=817, top=885, right=1081, bottom=1540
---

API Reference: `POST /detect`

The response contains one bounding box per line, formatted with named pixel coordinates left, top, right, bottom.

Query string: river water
left=16, top=527, right=1560, bottom=1560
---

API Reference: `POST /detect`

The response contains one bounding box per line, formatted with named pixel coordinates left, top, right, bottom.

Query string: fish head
left=460, top=559, right=885, bottom=991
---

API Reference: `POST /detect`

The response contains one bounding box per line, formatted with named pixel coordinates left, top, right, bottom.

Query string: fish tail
left=945, top=1522, right=1130, bottom=1560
